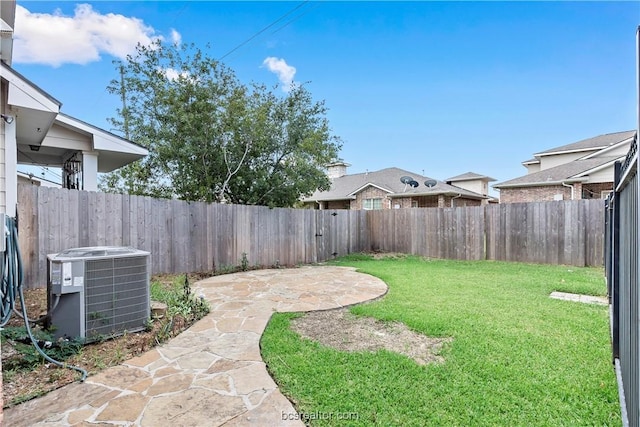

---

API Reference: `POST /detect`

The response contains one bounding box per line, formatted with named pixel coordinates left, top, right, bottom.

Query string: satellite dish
left=424, top=179, right=437, bottom=188
left=409, top=180, right=419, bottom=188
left=400, top=176, right=414, bottom=184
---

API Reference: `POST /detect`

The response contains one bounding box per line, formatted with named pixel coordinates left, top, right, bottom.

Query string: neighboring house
left=494, top=130, right=636, bottom=203
left=1, top=0, right=147, bottom=218
left=303, top=162, right=488, bottom=210
left=17, top=171, right=60, bottom=187
left=445, top=172, right=497, bottom=203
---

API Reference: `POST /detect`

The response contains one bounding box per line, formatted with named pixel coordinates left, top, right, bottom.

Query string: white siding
left=586, top=165, right=615, bottom=183
left=525, top=163, right=541, bottom=174
left=1, top=80, right=7, bottom=215
left=587, top=143, right=631, bottom=158
left=41, top=123, right=91, bottom=151
left=451, top=179, right=487, bottom=196
left=539, top=151, right=596, bottom=170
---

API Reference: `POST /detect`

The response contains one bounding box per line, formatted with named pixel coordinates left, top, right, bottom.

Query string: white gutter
left=561, top=181, right=575, bottom=200
left=494, top=177, right=588, bottom=189
left=450, top=193, right=462, bottom=207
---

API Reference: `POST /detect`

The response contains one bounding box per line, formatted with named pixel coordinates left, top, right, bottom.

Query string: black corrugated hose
left=0, top=215, right=87, bottom=381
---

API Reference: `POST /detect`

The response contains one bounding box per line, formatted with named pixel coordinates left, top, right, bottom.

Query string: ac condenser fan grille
left=84, top=256, right=149, bottom=340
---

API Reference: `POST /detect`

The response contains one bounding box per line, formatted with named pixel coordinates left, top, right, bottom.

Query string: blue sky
left=12, top=1, right=640, bottom=193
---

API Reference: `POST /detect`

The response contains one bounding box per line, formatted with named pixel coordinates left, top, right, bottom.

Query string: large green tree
left=100, top=41, right=341, bottom=207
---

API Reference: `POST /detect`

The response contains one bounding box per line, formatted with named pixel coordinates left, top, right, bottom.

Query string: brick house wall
left=582, top=182, right=613, bottom=199
left=352, top=186, right=392, bottom=210
left=499, top=185, right=572, bottom=203
left=326, top=200, right=351, bottom=209
left=452, top=198, right=482, bottom=207
left=390, top=197, right=413, bottom=209
left=499, top=182, right=614, bottom=203
left=311, top=189, right=484, bottom=210
left=410, top=196, right=439, bottom=208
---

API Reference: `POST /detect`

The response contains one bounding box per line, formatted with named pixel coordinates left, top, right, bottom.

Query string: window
left=363, top=198, right=382, bottom=210
left=411, top=200, right=419, bottom=208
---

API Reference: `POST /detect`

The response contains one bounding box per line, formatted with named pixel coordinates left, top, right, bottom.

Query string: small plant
left=1, top=326, right=84, bottom=371
left=144, top=318, right=154, bottom=332
left=216, top=264, right=237, bottom=275
left=150, top=275, right=210, bottom=343
left=183, top=275, right=191, bottom=299
left=240, top=252, right=249, bottom=271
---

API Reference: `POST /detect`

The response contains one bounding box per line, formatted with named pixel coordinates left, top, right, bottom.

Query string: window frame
left=363, top=198, right=383, bottom=210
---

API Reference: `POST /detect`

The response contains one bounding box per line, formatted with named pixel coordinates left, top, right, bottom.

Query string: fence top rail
left=615, top=135, right=637, bottom=192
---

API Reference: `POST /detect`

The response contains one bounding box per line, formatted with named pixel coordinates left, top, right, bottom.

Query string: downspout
left=451, top=193, right=462, bottom=208
left=561, top=181, right=574, bottom=200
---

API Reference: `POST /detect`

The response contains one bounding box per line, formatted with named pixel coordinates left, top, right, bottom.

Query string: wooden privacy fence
left=367, top=200, right=605, bottom=266
left=17, top=184, right=605, bottom=289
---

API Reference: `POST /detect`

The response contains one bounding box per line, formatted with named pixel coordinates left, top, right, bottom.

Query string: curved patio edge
left=4, top=265, right=388, bottom=427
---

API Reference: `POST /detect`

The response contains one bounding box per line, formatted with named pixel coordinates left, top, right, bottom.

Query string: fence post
left=611, top=161, right=622, bottom=361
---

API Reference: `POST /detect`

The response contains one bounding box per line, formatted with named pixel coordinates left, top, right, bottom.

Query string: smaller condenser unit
left=47, top=246, right=151, bottom=342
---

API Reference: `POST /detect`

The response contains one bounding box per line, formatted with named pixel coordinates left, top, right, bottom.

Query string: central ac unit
left=47, top=246, right=151, bottom=342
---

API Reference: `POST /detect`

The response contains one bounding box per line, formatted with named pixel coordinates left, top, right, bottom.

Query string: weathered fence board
left=17, top=185, right=605, bottom=289
left=482, top=200, right=604, bottom=266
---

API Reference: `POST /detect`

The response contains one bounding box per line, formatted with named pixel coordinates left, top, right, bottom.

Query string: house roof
left=445, top=171, right=496, bottom=182
left=533, top=130, right=636, bottom=157
left=19, top=113, right=149, bottom=173
left=304, top=167, right=487, bottom=202
left=55, top=113, right=149, bottom=172
left=521, top=158, right=540, bottom=165
left=2, top=60, right=148, bottom=173
left=1, top=61, right=61, bottom=147
left=494, top=156, right=621, bottom=189
left=1, top=0, right=16, bottom=65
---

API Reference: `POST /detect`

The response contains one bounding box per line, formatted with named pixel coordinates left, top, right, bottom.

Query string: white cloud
left=161, top=67, right=190, bottom=82
left=13, top=4, right=161, bottom=67
left=262, top=57, right=297, bottom=92
left=170, top=29, right=182, bottom=46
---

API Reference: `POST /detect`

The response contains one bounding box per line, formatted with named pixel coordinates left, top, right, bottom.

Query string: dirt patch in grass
left=368, top=251, right=409, bottom=260
left=290, top=307, right=452, bottom=365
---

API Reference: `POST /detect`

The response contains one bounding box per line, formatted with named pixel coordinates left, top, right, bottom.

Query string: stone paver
left=549, top=291, right=608, bottom=306
left=4, top=266, right=387, bottom=426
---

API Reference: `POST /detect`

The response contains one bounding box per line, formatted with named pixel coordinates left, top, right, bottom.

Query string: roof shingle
left=445, top=171, right=496, bottom=182
left=305, top=167, right=486, bottom=201
left=494, top=156, right=620, bottom=188
left=534, top=130, right=636, bottom=157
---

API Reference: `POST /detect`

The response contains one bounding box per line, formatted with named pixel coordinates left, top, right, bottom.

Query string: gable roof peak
left=445, top=171, right=496, bottom=182
left=535, top=130, right=636, bottom=157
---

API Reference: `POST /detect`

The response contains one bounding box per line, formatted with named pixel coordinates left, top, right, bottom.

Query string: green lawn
left=260, top=256, right=620, bottom=426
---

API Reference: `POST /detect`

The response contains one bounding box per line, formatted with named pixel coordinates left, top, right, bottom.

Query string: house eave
left=387, top=191, right=486, bottom=200
left=56, top=113, right=148, bottom=156
left=303, top=196, right=356, bottom=203
left=447, top=176, right=497, bottom=183
left=533, top=147, right=604, bottom=157
left=494, top=178, right=589, bottom=189
left=347, top=183, right=393, bottom=197
left=578, top=138, right=634, bottom=160
left=572, top=158, right=622, bottom=178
